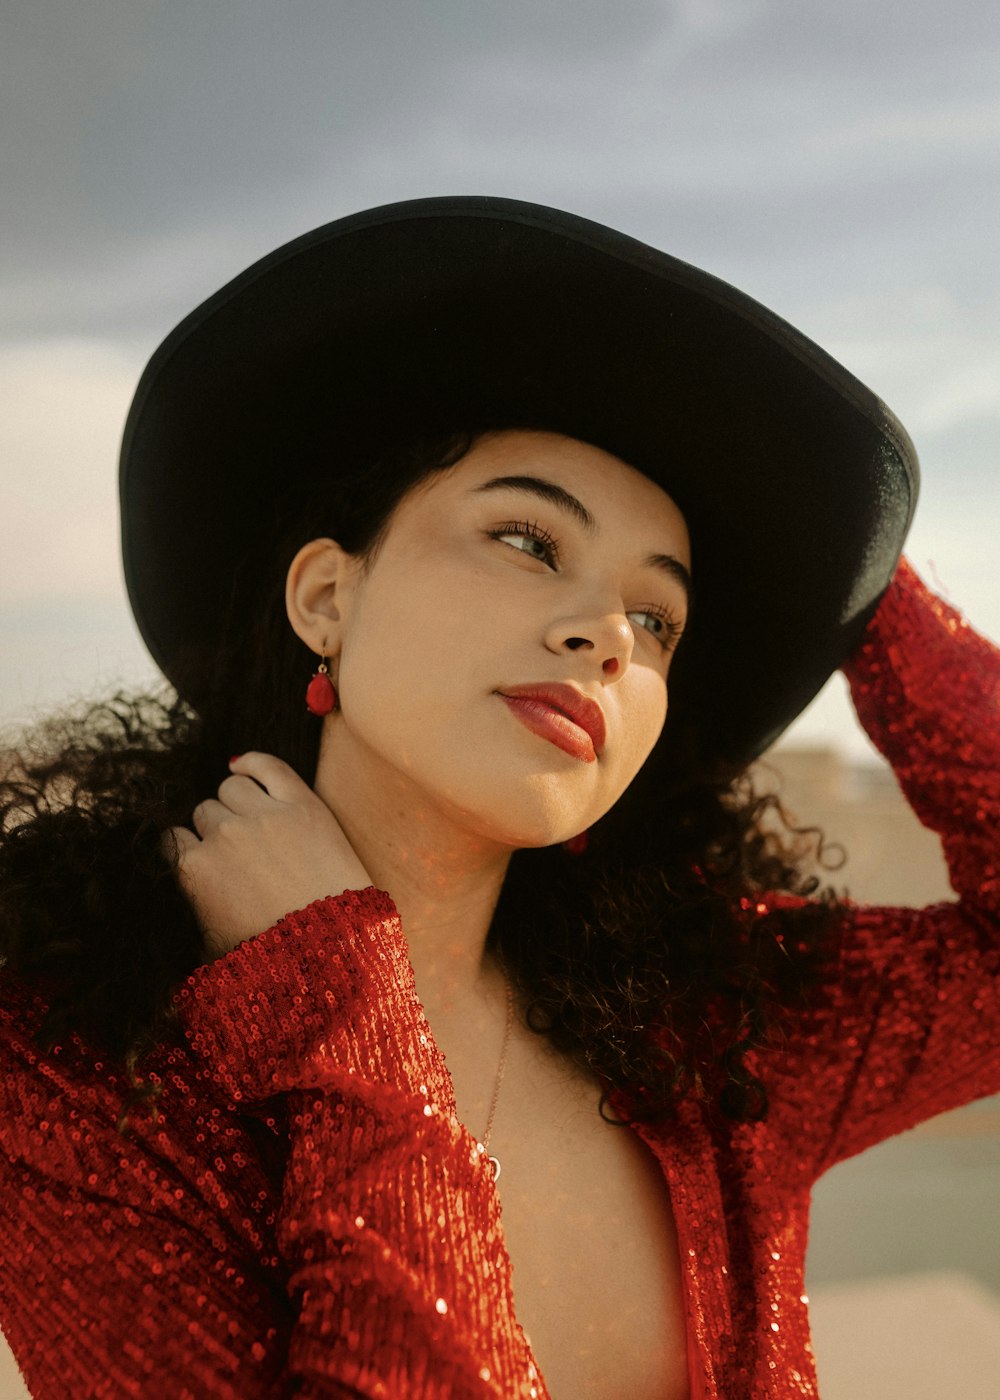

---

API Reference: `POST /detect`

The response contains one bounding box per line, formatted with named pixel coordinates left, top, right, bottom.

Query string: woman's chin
left=430, top=767, right=607, bottom=850
left=474, top=811, right=595, bottom=852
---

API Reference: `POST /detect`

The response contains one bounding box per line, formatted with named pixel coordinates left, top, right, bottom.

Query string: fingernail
left=229, top=754, right=242, bottom=764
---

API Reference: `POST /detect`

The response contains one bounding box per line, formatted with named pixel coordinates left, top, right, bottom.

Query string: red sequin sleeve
left=168, top=886, right=539, bottom=1398
left=0, top=888, right=541, bottom=1399
left=762, top=556, right=1000, bottom=1179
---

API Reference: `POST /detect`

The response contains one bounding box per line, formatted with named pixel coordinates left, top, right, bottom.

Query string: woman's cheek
left=622, top=682, right=669, bottom=774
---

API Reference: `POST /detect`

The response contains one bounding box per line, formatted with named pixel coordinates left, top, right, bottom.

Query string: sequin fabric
left=1, top=555, right=997, bottom=1398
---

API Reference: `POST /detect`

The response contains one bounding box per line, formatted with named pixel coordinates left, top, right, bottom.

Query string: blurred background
left=1, top=2, right=997, bottom=1396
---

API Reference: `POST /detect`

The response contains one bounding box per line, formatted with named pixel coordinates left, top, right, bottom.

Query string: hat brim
left=120, top=195, right=918, bottom=771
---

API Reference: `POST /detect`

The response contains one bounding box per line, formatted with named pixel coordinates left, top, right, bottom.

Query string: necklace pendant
left=489, top=1154, right=501, bottom=1182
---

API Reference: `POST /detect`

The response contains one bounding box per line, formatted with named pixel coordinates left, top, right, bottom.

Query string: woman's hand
left=163, top=752, right=373, bottom=962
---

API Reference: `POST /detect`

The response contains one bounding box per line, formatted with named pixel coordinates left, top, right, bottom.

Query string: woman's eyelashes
left=485, top=520, right=685, bottom=650
left=488, top=519, right=558, bottom=564
left=633, top=608, right=685, bottom=650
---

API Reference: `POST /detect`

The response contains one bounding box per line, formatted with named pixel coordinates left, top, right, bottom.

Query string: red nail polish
left=229, top=754, right=242, bottom=764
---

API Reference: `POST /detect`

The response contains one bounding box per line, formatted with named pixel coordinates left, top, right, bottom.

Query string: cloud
left=808, top=96, right=1000, bottom=168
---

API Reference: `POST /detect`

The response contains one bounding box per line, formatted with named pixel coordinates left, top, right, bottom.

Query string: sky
left=2, top=0, right=998, bottom=766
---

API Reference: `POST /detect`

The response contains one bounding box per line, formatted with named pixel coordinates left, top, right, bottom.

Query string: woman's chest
left=441, top=1028, right=691, bottom=1400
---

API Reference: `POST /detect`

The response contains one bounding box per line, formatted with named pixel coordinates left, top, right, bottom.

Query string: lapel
left=611, top=1088, right=735, bottom=1400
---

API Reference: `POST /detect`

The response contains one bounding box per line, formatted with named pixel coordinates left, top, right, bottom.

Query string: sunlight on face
left=324, top=429, right=691, bottom=849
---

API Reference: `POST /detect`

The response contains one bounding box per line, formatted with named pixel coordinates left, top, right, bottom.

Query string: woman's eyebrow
left=646, top=554, right=694, bottom=610
left=469, top=473, right=693, bottom=609
left=470, top=474, right=596, bottom=533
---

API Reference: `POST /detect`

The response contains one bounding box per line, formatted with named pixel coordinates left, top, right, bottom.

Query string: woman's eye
left=629, top=609, right=685, bottom=650
left=489, top=522, right=558, bottom=566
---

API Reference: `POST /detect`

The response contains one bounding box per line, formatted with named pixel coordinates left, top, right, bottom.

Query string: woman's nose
left=545, top=611, right=634, bottom=677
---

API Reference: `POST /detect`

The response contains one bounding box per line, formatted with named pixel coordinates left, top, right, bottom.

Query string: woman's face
left=313, top=428, right=691, bottom=849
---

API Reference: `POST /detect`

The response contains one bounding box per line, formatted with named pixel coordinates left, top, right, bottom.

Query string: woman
left=0, top=197, right=997, bottom=1399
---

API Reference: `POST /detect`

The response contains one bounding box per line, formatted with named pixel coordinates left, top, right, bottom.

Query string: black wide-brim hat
left=120, top=195, right=918, bottom=774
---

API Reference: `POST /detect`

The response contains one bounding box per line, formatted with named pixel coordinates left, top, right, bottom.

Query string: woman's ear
left=284, top=537, right=359, bottom=657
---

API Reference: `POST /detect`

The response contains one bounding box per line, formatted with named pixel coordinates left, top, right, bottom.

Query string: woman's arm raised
left=757, top=555, right=1000, bottom=1180
left=0, top=760, right=542, bottom=1398
left=163, top=753, right=540, bottom=1390
left=842, top=555, right=998, bottom=918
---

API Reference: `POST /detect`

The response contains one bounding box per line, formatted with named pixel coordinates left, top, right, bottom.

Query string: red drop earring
left=305, top=654, right=338, bottom=715
left=562, top=829, right=589, bottom=856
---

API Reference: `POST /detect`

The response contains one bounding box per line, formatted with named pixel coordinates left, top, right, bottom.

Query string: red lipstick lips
left=498, top=683, right=607, bottom=763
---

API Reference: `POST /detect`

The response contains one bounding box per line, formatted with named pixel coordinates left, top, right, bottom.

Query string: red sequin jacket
left=1, top=557, right=998, bottom=1399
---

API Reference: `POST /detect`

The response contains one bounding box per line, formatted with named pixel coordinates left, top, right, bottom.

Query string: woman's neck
left=312, top=737, right=514, bottom=1013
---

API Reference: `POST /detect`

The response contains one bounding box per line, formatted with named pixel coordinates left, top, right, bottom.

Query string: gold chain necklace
left=476, top=973, right=515, bottom=1182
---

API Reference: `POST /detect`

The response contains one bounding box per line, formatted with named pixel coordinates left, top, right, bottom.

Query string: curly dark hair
left=0, top=427, right=847, bottom=1140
